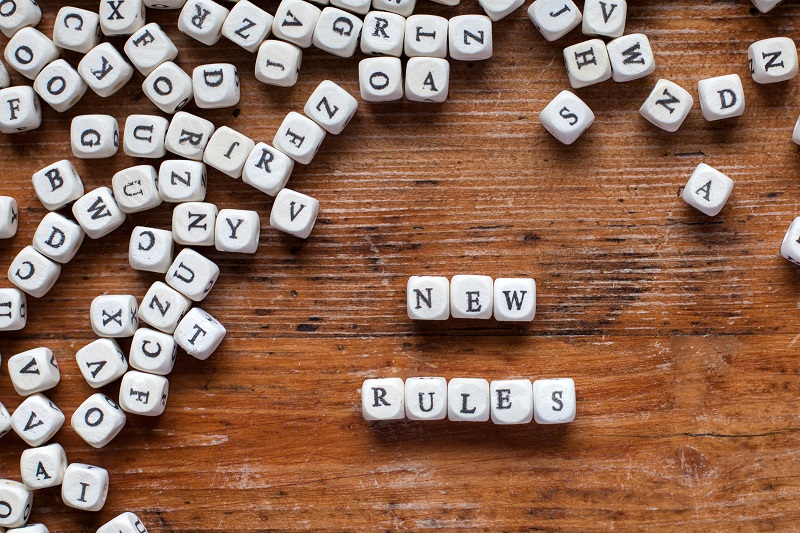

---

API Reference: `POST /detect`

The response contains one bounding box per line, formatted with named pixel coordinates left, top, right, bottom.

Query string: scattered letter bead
left=158, top=160, right=207, bottom=202
left=90, top=294, right=139, bottom=338
left=242, top=143, right=295, bottom=195
left=33, top=212, right=84, bottom=264
left=682, top=163, right=733, bottom=217
left=563, top=38, right=610, bottom=88
left=129, top=227, right=174, bottom=274
left=407, top=276, right=449, bottom=320
left=165, top=111, right=215, bottom=160
left=490, top=379, right=533, bottom=424
left=405, top=57, right=449, bottom=103
left=372, top=0, right=415, bottom=17
left=0, top=86, right=41, bottom=133
left=405, top=377, right=447, bottom=420
left=533, top=378, right=576, bottom=424
left=32, top=160, right=84, bottom=211
left=698, top=74, right=745, bottom=122
left=11, top=393, right=65, bottom=447
left=528, top=0, right=581, bottom=42
left=781, top=217, right=800, bottom=265
left=450, top=275, right=493, bottom=319
left=78, top=43, right=134, bottom=98
left=9, top=523, right=49, bottom=533
left=331, top=0, right=370, bottom=15
left=493, top=278, right=536, bottom=321
left=223, top=0, right=273, bottom=52
left=144, top=0, right=187, bottom=8
left=639, top=79, right=693, bottom=132
left=130, top=327, right=177, bottom=375
left=582, top=0, right=625, bottom=38
left=359, top=57, right=403, bottom=102
left=273, top=112, right=326, bottom=164
left=119, top=371, right=169, bottom=416
left=123, top=115, right=169, bottom=158
left=4, top=28, right=58, bottom=80
left=139, top=281, right=191, bottom=333
left=255, top=40, right=302, bottom=87
left=303, top=80, right=358, bottom=135
left=124, top=23, right=178, bottom=76
left=71, top=394, right=126, bottom=448
left=193, top=63, right=239, bottom=109
left=539, top=90, right=593, bottom=145
left=72, top=187, right=126, bottom=239
left=361, top=11, right=405, bottom=57
left=172, top=202, right=218, bottom=246
left=8, top=347, right=60, bottom=396
left=53, top=7, right=101, bottom=53
left=112, top=166, right=162, bottom=214
left=607, top=33, right=655, bottom=82
left=0, top=288, right=26, bottom=331
left=100, top=0, right=145, bottom=36
left=70, top=115, right=119, bottom=159
left=33, top=60, right=88, bottom=113
left=362, top=378, right=405, bottom=420
left=272, top=0, right=321, bottom=48
left=61, top=464, right=109, bottom=511
left=0, top=0, right=40, bottom=38
left=215, top=209, right=260, bottom=253
left=203, top=126, right=254, bottom=178
left=97, top=513, right=149, bottom=533
left=8, top=246, right=61, bottom=298
left=75, top=338, right=128, bottom=388
left=448, top=15, right=493, bottom=61
left=270, top=188, right=319, bottom=239
left=178, top=0, right=229, bottom=45
left=174, top=307, right=226, bottom=360
left=477, top=0, right=523, bottom=22
left=404, top=15, right=447, bottom=58
left=312, top=7, right=363, bottom=57
left=166, top=248, right=219, bottom=302
left=20, top=443, right=67, bottom=490
left=0, top=480, right=32, bottom=528
left=143, top=61, right=193, bottom=114
left=447, top=378, right=490, bottom=422
left=748, top=37, right=798, bottom=84
left=0, top=196, right=17, bottom=238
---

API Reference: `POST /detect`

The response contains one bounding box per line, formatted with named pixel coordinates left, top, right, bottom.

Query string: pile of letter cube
left=0, top=0, right=796, bottom=530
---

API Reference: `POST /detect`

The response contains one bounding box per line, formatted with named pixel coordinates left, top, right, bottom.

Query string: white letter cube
left=0, top=86, right=41, bottom=133
left=158, top=160, right=207, bottom=203
left=273, top=112, right=326, bottom=165
left=362, top=378, right=404, bottom=420
left=20, top=443, right=67, bottom=490
left=698, top=74, right=745, bottom=121
left=270, top=188, right=319, bottom=239
left=72, top=187, right=126, bottom=239
left=75, top=338, right=128, bottom=388
left=178, top=0, right=229, bottom=45
left=97, top=513, right=149, bottom=533
left=493, top=278, right=536, bottom=321
left=130, top=327, right=177, bottom=375
left=193, top=63, right=240, bottom=109
left=751, top=0, right=783, bottom=13
left=172, top=202, right=217, bottom=246
left=203, top=126, right=254, bottom=178
left=607, top=33, right=655, bottom=82
left=528, top=0, right=581, bottom=42
left=123, top=114, right=169, bottom=158
left=331, top=0, right=370, bottom=15
left=33, top=60, right=88, bottom=113
left=490, top=379, right=533, bottom=424
left=142, top=61, right=193, bottom=114
left=4, top=28, right=58, bottom=80
left=139, top=281, right=191, bottom=333
left=242, top=143, right=294, bottom=195
left=564, top=38, right=611, bottom=88
left=582, top=0, right=625, bottom=38
left=112, top=165, right=162, bottom=214
left=124, top=22, right=178, bottom=76
left=272, top=0, right=321, bottom=48
left=90, top=294, right=139, bottom=338
left=0, top=0, right=40, bottom=38
left=174, top=307, right=226, bottom=360
left=32, top=160, right=84, bottom=210
left=303, top=80, right=358, bottom=135
left=404, top=15, right=447, bottom=58
left=781, top=217, right=800, bottom=266
left=223, top=0, right=273, bottom=52
left=71, top=394, right=126, bottom=448
left=119, top=371, right=169, bottom=416
left=61, top=464, right=108, bottom=511
left=359, top=57, right=403, bottom=102
left=748, top=37, right=798, bottom=84
left=312, top=7, right=363, bottom=58
left=448, top=378, right=490, bottom=422
left=8, top=246, right=61, bottom=298
left=166, top=248, right=219, bottom=302
left=100, top=0, right=145, bottom=36
left=8, top=347, right=59, bottom=396
left=540, top=89, right=594, bottom=145
left=164, top=111, right=215, bottom=161
left=215, top=209, right=260, bottom=253
left=405, top=57, right=449, bottom=103
left=450, top=274, right=493, bottom=319
left=255, top=40, right=302, bottom=87
left=0, top=288, right=26, bottom=331
left=129, top=227, right=174, bottom=273
left=70, top=115, right=119, bottom=159
left=361, top=11, right=405, bottom=57
left=53, top=7, right=101, bottom=54
left=0, top=481, right=32, bottom=528
left=78, top=43, right=134, bottom=98
left=11, top=393, right=65, bottom=447
left=533, top=377, right=576, bottom=424
left=477, top=0, right=523, bottom=22
left=682, top=163, right=734, bottom=217
left=639, top=78, right=693, bottom=133
left=0, top=196, right=17, bottom=238
left=373, top=0, right=415, bottom=17
left=407, top=276, right=449, bottom=320
left=448, top=15, right=492, bottom=61
left=405, top=377, right=447, bottom=420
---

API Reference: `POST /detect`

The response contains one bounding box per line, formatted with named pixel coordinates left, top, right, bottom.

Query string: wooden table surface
left=2, top=0, right=800, bottom=531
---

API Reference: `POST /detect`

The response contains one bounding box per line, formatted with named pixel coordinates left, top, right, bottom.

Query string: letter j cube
left=362, top=378, right=405, bottom=420
left=540, top=90, right=594, bottom=145
left=407, top=276, right=449, bottom=320
left=682, top=163, right=733, bottom=217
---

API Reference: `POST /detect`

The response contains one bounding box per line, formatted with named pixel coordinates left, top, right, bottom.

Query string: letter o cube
left=0, top=480, right=32, bottom=528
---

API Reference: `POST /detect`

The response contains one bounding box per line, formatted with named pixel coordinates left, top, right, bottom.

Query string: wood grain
left=2, top=0, right=800, bottom=530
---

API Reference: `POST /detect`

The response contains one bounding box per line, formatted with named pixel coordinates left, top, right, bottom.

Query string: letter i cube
left=61, top=463, right=109, bottom=511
